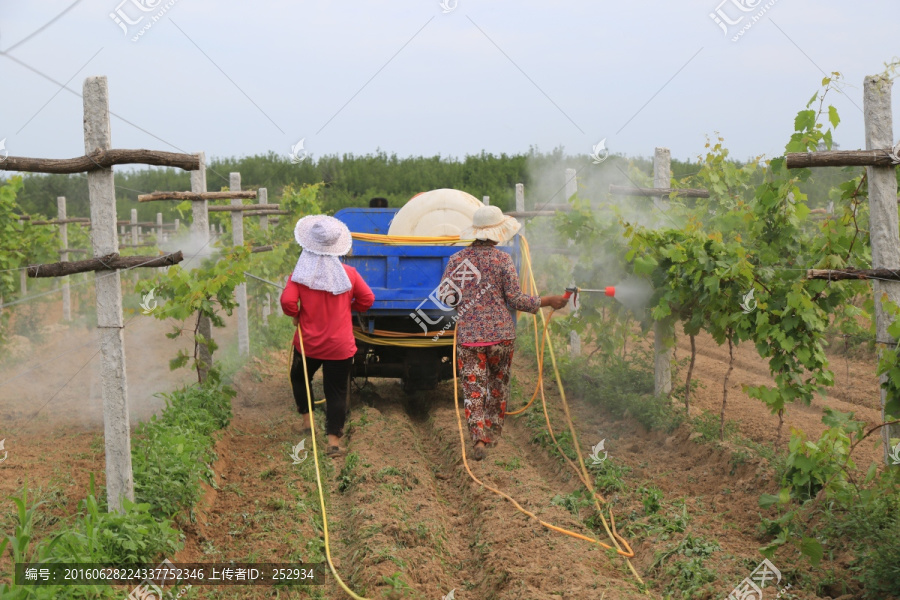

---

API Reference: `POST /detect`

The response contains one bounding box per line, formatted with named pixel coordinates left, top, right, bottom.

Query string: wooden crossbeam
left=138, top=191, right=257, bottom=202
left=17, top=216, right=91, bottom=225
left=251, top=245, right=274, bottom=253
left=244, top=209, right=289, bottom=216
left=207, top=204, right=281, bottom=212
left=27, top=251, right=183, bottom=278
left=785, top=149, right=899, bottom=169
left=0, top=149, right=199, bottom=174
left=609, top=184, right=710, bottom=198
left=806, top=268, right=900, bottom=281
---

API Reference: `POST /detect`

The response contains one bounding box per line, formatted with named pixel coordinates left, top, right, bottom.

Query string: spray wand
left=563, top=286, right=616, bottom=308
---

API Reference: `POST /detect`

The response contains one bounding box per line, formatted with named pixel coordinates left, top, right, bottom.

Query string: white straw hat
left=294, top=215, right=352, bottom=256
left=460, top=206, right=522, bottom=243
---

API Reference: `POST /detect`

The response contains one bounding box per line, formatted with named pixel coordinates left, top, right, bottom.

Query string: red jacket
left=280, top=265, right=375, bottom=360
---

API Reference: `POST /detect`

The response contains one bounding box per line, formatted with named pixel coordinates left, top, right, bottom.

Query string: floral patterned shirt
left=440, top=243, right=541, bottom=344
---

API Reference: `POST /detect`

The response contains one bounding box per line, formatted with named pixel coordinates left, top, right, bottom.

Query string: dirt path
left=175, top=351, right=646, bottom=599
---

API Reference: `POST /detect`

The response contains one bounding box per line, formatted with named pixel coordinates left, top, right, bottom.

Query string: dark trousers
left=290, top=348, right=353, bottom=438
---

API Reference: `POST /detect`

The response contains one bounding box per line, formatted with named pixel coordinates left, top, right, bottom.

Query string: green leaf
left=800, top=537, right=824, bottom=566
left=828, top=105, right=840, bottom=129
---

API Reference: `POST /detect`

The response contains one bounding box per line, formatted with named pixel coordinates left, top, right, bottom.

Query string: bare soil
left=0, top=313, right=889, bottom=599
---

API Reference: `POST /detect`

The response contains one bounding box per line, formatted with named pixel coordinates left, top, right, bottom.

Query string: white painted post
left=515, top=183, right=525, bottom=212
left=84, top=76, right=133, bottom=513
left=483, top=195, right=490, bottom=205
left=231, top=173, right=250, bottom=356
left=18, top=217, right=27, bottom=296
left=653, top=147, right=673, bottom=396
left=653, top=147, right=671, bottom=213
left=130, top=209, right=138, bottom=246
left=191, top=152, right=212, bottom=382
left=174, top=217, right=180, bottom=232
left=563, top=168, right=581, bottom=356
left=864, top=75, right=900, bottom=465
left=58, top=196, right=71, bottom=321
left=565, top=168, right=577, bottom=201
left=219, top=223, right=224, bottom=235
left=156, top=212, right=163, bottom=242
left=190, top=152, right=209, bottom=255
left=258, top=187, right=269, bottom=232
left=258, top=187, right=271, bottom=327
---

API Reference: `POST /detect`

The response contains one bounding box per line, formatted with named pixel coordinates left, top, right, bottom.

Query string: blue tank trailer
left=334, top=207, right=519, bottom=391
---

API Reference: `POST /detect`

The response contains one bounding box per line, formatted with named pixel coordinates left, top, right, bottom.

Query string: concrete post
left=653, top=147, right=673, bottom=396
left=565, top=168, right=577, bottom=201
left=84, top=76, right=134, bottom=512
left=515, top=183, right=525, bottom=212
left=653, top=147, right=671, bottom=213
left=58, top=197, right=71, bottom=321
left=18, top=218, right=27, bottom=296
left=190, top=152, right=209, bottom=257
left=130, top=209, right=138, bottom=246
left=864, top=75, right=900, bottom=465
left=483, top=195, right=490, bottom=205
left=258, top=187, right=269, bottom=232
left=156, top=212, right=163, bottom=242
left=190, top=152, right=212, bottom=382
left=231, top=173, right=250, bottom=356
left=564, top=168, right=581, bottom=357
left=259, top=187, right=271, bottom=327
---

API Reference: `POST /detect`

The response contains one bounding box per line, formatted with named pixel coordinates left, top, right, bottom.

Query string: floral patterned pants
left=456, top=340, right=514, bottom=445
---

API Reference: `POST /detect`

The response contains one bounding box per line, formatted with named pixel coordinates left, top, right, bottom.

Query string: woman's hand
left=540, top=295, right=569, bottom=310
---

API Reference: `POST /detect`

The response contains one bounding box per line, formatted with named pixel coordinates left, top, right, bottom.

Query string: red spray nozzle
left=605, top=286, right=615, bottom=297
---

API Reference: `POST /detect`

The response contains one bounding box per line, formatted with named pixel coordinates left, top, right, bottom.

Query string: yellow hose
left=351, top=232, right=472, bottom=245
left=294, top=322, right=370, bottom=600
left=284, top=233, right=644, bottom=595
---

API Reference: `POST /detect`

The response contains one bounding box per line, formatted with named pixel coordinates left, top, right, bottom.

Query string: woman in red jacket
left=281, top=215, right=375, bottom=457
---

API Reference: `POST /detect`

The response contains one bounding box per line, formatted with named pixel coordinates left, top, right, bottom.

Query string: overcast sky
left=1, top=1, right=899, bottom=167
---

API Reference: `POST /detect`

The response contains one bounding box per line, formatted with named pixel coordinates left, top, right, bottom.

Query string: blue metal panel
left=335, top=208, right=520, bottom=312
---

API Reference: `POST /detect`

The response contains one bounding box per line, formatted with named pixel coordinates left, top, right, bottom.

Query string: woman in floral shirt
left=441, top=206, right=568, bottom=461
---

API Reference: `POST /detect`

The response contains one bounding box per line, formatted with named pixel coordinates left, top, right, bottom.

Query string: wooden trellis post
left=5, top=76, right=197, bottom=512
left=791, top=74, right=900, bottom=465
